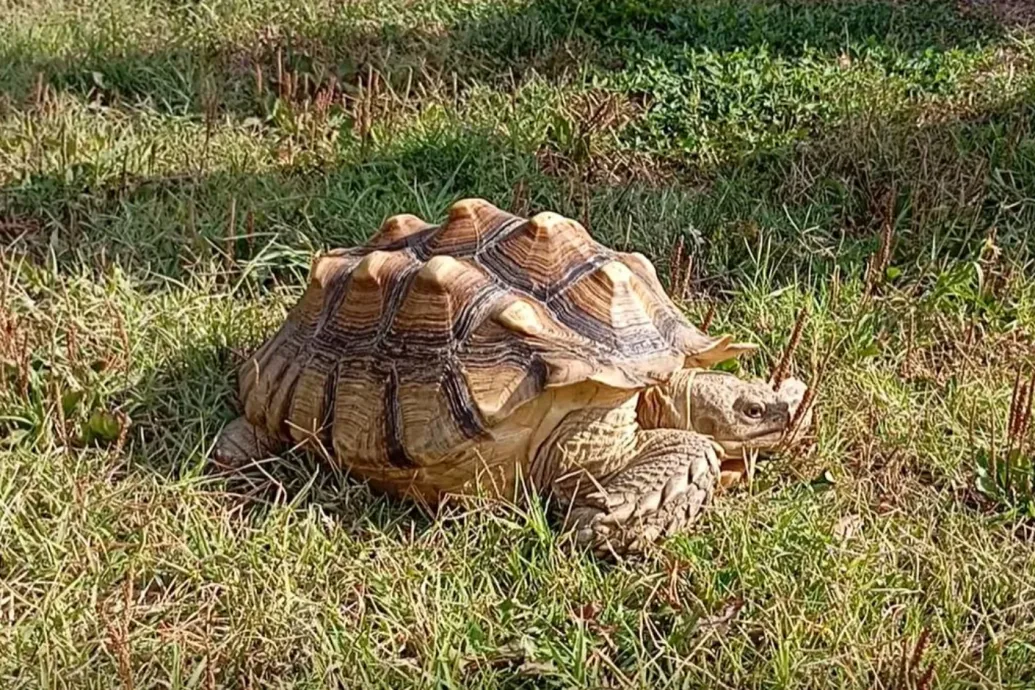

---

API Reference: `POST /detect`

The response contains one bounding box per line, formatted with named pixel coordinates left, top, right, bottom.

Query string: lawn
left=2, top=0, right=1035, bottom=687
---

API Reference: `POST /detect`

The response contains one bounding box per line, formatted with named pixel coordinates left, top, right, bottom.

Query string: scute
left=615, top=250, right=755, bottom=365
left=417, top=255, right=464, bottom=286
left=478, top=209, right=603, bottom=299
left=398, top=362, right=485, bottom=460
left=285, top=361, right=335, bottom=448
left=334, top=250, right=419, bottom=339
left=369, top=213, right=433, bottom=249
left=423, top=198, right=521, bottom=256
left=620, top=251, right=657, bottom=279
left=495, top=299, right=544, bottom=337
left=386, top=255, right=495, bottom=351
left=353, top=250, right=393, bottom=283
left=238, top=198, right=748, bottom=471
left=331, top=364, right=390, bottom=467
left=548, top=257, right=663, bottom=355
left=310, top=253, right=356, bottom=289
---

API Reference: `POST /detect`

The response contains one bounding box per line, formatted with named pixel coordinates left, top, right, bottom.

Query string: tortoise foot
left=213, top=416, right=283, bottom=470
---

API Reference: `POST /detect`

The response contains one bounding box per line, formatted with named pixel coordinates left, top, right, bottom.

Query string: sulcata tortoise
left=215, top=199, right=810, bottom=556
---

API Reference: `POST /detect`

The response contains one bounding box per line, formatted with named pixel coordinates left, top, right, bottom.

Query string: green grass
left=3, top=0, right=1035, bottom=687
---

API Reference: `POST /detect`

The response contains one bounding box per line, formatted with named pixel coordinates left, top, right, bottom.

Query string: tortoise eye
left=745, top=403, right=764, bottom=419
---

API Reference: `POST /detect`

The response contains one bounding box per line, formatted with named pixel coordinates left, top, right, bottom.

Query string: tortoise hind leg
left=565, top=430, right=721, bottom=558
left=213, top=416, right=285, bottom=470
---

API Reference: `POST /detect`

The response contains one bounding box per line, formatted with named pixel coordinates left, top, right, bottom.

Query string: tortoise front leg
left=562, top=430, right=722, bottom=558
left=535, top=405, right=722, bottom=558
left=213, top=415, right=285, bottom=470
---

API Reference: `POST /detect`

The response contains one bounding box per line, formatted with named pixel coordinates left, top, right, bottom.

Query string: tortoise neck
left=636, top=368, right=703, bottom=430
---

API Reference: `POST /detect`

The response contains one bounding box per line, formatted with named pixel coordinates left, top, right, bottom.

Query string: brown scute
left=459, top=307, right=594, bottom=423
left=462, top=360, right=523, bottom=422
left=383, top=365, right=416, bottom=468
left=550, top=258, right=668, bottom=356
left=369, top=213, right=433, bottom=249
left=387, top=255, right=496, bottom=351
left=332, top=250, right=419, bottom=338
left=238, top=322, right=293, bottom=407
left=263, top=359, right=304, bottom=438
left=461, top=332, right=552, bottom=424
left=414, top=255, right=470, bottom=291
left=331, top=365, right=391, bottom=468
left=300, top=253, right=365, bottom=332
left=616, top=250, right=738, bottom=361
left=290, top=273, right=334, bottom=332
left=352, top=250, right=394, bottom=283
left=423, top=198, right=523, bottom=256
left=479, top=210, right=604, bottom=300
left=587, top=354, right=684, bottom=389
left=488, top=294, right=575, bottom=347
left=239, top=198, right=746, bottom=468
left=494, top=299, right=545, bottom=337
left=286, top=359, right=336, bottom=448
left=618, top=251, right=660, bottom=286
left=398, top=363, right=486, bottom=461
left=685, top=337, right=758, bottom=368
left=241, top=339, right=299, bottom=429
left=310, top=253, right=359, bottom=290
left=451, top=282, right=510, bottom=342
left=528, top=211, right=580, bottom=241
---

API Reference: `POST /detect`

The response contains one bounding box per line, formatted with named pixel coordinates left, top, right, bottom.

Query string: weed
left=974, top=366, right=1035, bottom=514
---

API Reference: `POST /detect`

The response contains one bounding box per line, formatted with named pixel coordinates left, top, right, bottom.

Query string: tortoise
left=215, top=199, right=810, bottom=556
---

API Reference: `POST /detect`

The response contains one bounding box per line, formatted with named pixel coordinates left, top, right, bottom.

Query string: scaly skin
left=535, top=403, right=722, bottom=558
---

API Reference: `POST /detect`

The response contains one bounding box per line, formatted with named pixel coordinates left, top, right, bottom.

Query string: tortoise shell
left=237, top=198, right=737, bottom=469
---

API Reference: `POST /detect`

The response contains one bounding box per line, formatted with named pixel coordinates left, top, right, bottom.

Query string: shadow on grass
left=3, top=0, right=1030, bottom=293
left=0, top=127, right=549, bottom=275
left=4, top=83, right=1035, bottom=290
left=2, top=0, right=1006, bottom=117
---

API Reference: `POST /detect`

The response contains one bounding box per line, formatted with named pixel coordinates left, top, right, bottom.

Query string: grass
left=2, top=0, right=1035, bottom=686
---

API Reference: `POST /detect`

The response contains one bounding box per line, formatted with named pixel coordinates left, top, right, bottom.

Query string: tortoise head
left=638, top=369, right=811, bottom=458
